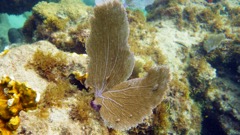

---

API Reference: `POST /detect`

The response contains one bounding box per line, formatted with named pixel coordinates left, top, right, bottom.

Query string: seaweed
left=26, top=49, right=68, bottom=82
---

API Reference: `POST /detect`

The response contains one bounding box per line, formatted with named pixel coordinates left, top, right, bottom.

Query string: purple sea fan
left=85, top=0, right=170, bottom=130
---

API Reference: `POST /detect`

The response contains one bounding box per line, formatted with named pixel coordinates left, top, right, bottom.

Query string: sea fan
left=86, top=0, right=170, bottom=130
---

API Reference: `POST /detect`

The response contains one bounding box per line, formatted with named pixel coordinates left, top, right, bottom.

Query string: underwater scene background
left=0, top=0, right=239, bottom=135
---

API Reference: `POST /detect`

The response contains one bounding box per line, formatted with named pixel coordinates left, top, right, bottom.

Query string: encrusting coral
left=0, top=76, right=38, bottom=134
left=85, top=0, right=170, bottom=130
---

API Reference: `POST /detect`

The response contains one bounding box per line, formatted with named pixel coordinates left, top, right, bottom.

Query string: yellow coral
left=6, top=116, right=20, bottom=130
left=0, top=49, right=9, bottom=57
left=72, top=71, right=88, bottom=86
left=0, top=76, right=38, bottom=134
left=0, top=119, right=11, bottom=135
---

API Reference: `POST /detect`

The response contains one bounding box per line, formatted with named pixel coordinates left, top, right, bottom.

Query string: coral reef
left=204, top=78, right=240, bottom=134
left=127, top=9, right=167, bottom=75
left=0, top=41, right=109, bottom=134
left=146, top=0, right=240, bottom=37
left=143, top=1, right=240, bottom=133
left=206, top=43, right=240, bottom=83
left=188, top=57, right=217, bottom=100
left=0, top=0, right=238, bottom=134
left=0, top=41, right=88, bottom=95
left=22, top=0, right=92, bottom=54
left=164, top=74, right=202, bottom=135
left=153, top=101, right=171, bottom=135
left=146, top=0, right=183, bottom=23
left=0, top=76, right=38, bottom=134
left=122, top=2, right=203, bottom=134
left=184, top=26, right=239, bottom=134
